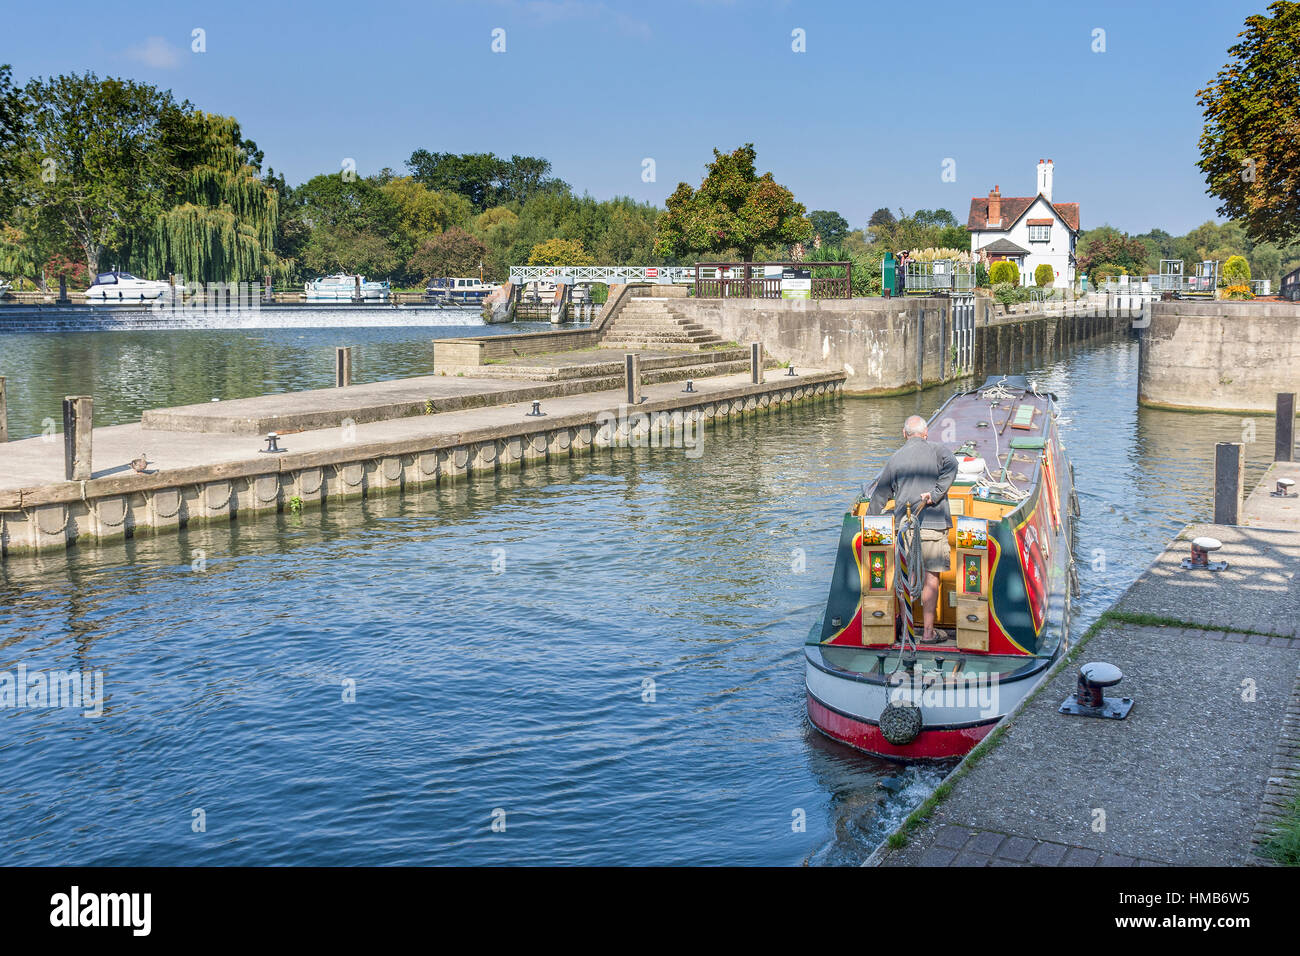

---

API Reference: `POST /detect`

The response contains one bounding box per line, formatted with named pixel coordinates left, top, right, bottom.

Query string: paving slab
left=878, top=619, right=1299, bottom=865
left=1115, top=523, right=1300, bottom=638
left=1242, top=461, right=1300, bottom=531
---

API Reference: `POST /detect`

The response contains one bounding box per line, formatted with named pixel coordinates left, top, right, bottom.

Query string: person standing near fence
left=895, top=251, right=909, bottom=297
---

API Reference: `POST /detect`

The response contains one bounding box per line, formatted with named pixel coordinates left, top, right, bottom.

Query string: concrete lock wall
left=1139, top=301, right=1300, bottom=413
left=671, top=297, right=952, bottom=394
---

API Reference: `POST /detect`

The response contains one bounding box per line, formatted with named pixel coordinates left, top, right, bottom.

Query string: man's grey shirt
left=867, top=437, right=959, bottom=531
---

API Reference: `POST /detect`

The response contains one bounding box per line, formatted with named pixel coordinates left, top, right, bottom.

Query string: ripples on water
left=0, top=336, right=1281, bottom=864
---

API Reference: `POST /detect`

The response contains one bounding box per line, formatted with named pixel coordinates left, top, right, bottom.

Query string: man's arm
left=867, top=459, right=894, bottom=515
left=932, top=444, right=958, bottom=501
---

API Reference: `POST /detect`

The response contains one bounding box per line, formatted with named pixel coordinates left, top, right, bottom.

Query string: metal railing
left=902, top=259, right=976, bottom=296
left=692, top=262, right=853, bottom=299
left=508, top=265, right=695, bottom=285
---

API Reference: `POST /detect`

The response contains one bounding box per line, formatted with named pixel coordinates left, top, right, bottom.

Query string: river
left=0, top=327, right=1280, bottom=864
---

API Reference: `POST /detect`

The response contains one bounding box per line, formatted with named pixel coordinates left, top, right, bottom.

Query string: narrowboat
left=304, top=274, right=390, bottom=301
left=805, top=375, right=1079, bottom=761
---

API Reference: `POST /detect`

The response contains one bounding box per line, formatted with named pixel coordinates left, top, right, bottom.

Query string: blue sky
left=4, top=0, right=1265, bottom=235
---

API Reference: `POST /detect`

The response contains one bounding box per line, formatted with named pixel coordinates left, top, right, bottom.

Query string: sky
left=2, top=0, right=1268, bottom=236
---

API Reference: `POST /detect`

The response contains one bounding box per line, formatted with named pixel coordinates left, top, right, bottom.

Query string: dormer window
left=1027, top=224, right=1050, bottom=242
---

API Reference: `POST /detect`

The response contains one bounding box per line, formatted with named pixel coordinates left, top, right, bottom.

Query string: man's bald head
left=903, top=415, right=928, bottom=439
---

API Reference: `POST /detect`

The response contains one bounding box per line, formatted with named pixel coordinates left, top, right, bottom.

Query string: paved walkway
left=872, top=470, right=1300, bottom=867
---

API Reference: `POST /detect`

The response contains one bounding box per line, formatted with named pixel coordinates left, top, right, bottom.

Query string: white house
left=967, top=160, right=1079, bottom=288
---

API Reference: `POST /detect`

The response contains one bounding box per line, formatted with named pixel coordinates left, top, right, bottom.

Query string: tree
left=381, top=176, right=472, bottom=241
left=292, top=173, right=403, bottom=277
left=527, top=237, right=593, bottom=267
left=0, top=65, right=25, bottom=223
left=405, top=150, right=566, bottom=210
left=408, top=227, right=488, bottom=281
left=1034, top=263, right=1054, bottom=287
left=868, top=207, right=896, bottom=228
left=19, top=73, right=182, bottom=276
left=654, top=144, right=811, bottom=262
left=1075, top=225, right=1150, bottom=279
left=809, top=210, right=849, bottom=245
left=132, top=111, right=281, bottom=283
left=1197, top=2, right=1300, bottom=243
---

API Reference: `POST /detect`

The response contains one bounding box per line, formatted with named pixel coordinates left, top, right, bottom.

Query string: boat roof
left=931, top=376, right=1058, bottom=483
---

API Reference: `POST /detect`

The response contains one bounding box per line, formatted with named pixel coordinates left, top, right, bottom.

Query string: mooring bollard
left=57, top=275, right=69, bottom=304
left=624, top=353, right=641, bottom=405
left=336, top=347, right=353, bottom=387
left=0, top=376, right=7, bottom=442
left=62, top=395, right=93, bottom=481
left=750, top=342, right=763, bottom=384
left=353, top=275, right=362, bottom=303
left=1213, top=441, right=1244, bottom=525
left=1277, top=392, right=1296, bottom=463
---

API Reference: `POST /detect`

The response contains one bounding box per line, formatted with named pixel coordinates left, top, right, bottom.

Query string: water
left=0, top=335, right=1281, bottom=864
left=0, top=321, right=553, bottom=440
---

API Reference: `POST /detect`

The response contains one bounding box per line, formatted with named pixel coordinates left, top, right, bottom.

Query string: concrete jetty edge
left=0, top=370, right=845, bottom=559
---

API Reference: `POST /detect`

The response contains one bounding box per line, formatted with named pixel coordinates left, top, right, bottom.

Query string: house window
left=1028, top=224, right=1050, bottom=243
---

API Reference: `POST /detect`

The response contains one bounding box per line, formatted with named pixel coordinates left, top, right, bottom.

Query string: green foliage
left=1262, top=795, right=1300, bottom=865
left=18, top=72, right=184, bottom=275
left=527, top=237, right=593, bottom=267
left=1075, top=225, right=1150, bottom=280
left=1091, top=262, right=1124, bottom=283
left=653, top=144, right=812, bottom=262
left=808, top=210, right=849, bottom=245
left=408, top=227, right=488, bottom=281
left=1197, top=2, right=1300, bottom=243
left=1222, top=254, right=1251, bottom=281
left=868, top=207, right=896, bottom=228
left=975, top=262, right=989, bottom=288
left=991, top=281, right=1032, bottom=305
left=405, top=150, right=567, bottom=211
left=988, top=260, right=1019, bottom=285
left=1034, top=263, right=1054, bottom=287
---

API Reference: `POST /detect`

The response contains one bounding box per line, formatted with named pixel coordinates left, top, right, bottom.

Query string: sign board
left=646, top=267, right=658, bottom=278
left=781, top=267, right=811, bottom=300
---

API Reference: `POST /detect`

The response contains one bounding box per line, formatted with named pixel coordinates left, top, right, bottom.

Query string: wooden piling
left=1278, top=393, right=1296, bottom=463
left=0, top=376, right=7, bottom=442
left=62, top=395, right=93, bottom=481
left=336, top=347, right=353, bottom=388
left=1213, top=441, right=1244, bottom=525
left=751, top=342, right=763, bottom=385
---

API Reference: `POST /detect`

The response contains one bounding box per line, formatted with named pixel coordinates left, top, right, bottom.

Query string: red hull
left=806, top=695, right=995, bottom=761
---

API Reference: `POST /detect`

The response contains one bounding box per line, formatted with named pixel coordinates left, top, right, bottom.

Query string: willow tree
left=132, top=111, right=282, bottom=283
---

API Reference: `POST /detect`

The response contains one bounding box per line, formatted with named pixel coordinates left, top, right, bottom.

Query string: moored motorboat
left=82, top=271, right=169, bottom=302
left=425, top=276, right=498, bottom=304
left=304, top=273, right=390, bottom=301
left=805, top=375, right=1078, bottom=761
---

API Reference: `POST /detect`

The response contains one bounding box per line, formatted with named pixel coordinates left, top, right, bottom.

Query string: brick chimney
left=987, top=185, right=1002, bottom=228
left=1037, top=159, right=1054, bottom=201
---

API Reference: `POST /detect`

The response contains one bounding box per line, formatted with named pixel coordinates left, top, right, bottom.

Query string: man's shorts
left=920, top=529, right=951, bottom=574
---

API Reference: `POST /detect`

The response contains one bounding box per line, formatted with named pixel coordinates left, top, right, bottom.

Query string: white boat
left=304, top=273, right=390, bottom=301
left=82, top=271, right=169, bottom=301
left=425, top=277, right=499, bottom=304
left=0, top=279, right=11, bottom=297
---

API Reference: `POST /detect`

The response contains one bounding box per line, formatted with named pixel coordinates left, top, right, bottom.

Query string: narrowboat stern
left=805, top=375, right=1079, bottom=761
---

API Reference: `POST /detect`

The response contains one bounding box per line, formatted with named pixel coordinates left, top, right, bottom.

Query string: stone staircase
left=600, top=297, right=728, bottom=351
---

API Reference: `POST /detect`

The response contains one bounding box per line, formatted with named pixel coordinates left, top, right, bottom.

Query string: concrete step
left=603, top=334, right=723, bottom=346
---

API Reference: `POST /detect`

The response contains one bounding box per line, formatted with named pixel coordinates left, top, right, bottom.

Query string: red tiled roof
left=967, top=197, right=1080, bottom=233
left=1026, top=218, right=1054, bottom=226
